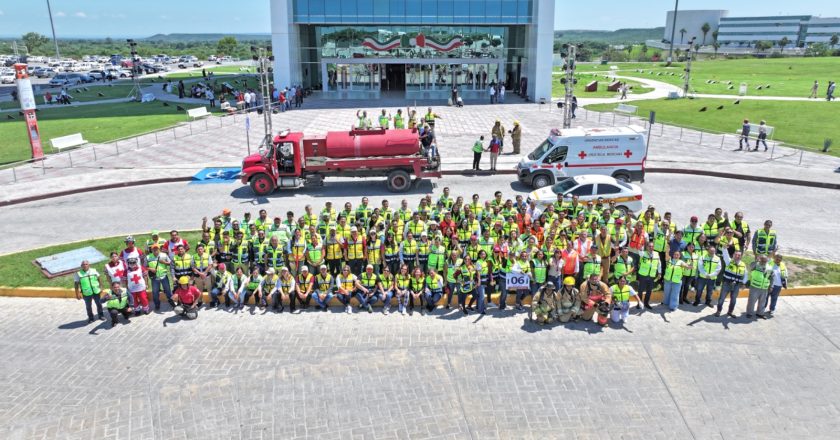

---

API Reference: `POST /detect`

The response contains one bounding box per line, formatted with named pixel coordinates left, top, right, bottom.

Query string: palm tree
left=778, top=37, right=790, bottom=53
left=713, top=42, right=721, bottom=57
left=701, top=23, right=711, bottom=45
left=831, top=34, right=839, bottom=49
left=679, top=28, right=687, bottom=44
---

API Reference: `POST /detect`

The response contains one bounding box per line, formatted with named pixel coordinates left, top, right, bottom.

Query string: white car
left=0, top=71, right=15, bottom=84
left=527, top=174, right=644, bottom=215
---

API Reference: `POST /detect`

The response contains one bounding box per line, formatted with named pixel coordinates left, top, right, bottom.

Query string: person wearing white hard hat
left=313, top=265, right=335, bottom=311
left=293, top=266, right=314, bottom=312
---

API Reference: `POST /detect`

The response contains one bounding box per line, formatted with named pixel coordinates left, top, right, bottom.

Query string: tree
left=778, top=37, right=790, bottom=53
left=755, top=40, right=772, bottom=52
left=21, top=32, right=49, bottom=54
left=831, top=34, right=839, bottom=49
left=701, top=23, right=711, bottom=45
left=712, top=30, right=719, bottom=43
left=216, top=36, right=238, bottom=56
left=680, top=28, right=687, bottom=44
left=713, top=42, right=721, bottom=57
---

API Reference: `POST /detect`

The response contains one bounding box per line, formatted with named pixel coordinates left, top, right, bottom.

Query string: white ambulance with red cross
left=516, top=126, right=647, bottom=189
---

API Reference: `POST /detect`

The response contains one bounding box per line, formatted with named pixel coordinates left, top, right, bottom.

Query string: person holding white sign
left=610, top=276, right=641, bottom=324
left=512, top=250, right=532, bottom=311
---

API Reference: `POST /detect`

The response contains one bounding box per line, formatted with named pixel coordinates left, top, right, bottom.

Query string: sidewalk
left=2, top=100, right=839, bottom=203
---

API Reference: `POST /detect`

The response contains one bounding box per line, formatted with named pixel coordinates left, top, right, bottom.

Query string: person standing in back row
left=738, top=119, right=750, bottom=150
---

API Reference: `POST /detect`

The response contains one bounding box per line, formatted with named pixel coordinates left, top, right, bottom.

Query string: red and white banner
left=361, top=36, right=401, bottom=52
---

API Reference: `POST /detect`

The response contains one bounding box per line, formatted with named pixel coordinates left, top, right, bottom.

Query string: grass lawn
left=0, top=101, right=194, bottom=165
left=0, top=232, right=836, bottom=288
left=572, top=57, right=840, bottom=97
left=162, top=65, right=256, bottom=80
left=553, top=73, right=654, bottom=98
left=157, top=74, right=263, bottom=100
left=0, top=84, right=136, bottom=110
left=0, top=232, right=201, bottom=289
left=585, top=97, right=839, bottom=156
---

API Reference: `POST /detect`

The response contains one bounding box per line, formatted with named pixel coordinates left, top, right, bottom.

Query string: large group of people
left=74, top=188, right=785, bottom=328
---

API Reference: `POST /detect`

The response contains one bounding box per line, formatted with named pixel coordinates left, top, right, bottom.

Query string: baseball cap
left=301, top=266, right=309, bottom=272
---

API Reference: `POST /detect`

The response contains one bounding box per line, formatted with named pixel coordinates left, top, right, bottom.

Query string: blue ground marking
left=191, top=167, right=242, bottom=184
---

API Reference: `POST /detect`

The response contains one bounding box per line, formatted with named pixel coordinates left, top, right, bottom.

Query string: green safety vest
left=379, top=115, right=389, bottom=128
left=77, top=269, right=101, bottom=296
left=394, top=113, right=404, bottom=129
left=472, top=140, right=483, bottom=153
left=460, top=267, right=476, bottom=292
left=612, top=284, right=631, bottom=302
left=361, top=272, right=378, bottom=288
left=446, top=258, right=463, bottom=283
left=306, top=244, right=323, bottom=264
left=637, top=252, right=659, bottom=278
left=147, top=258, right=170, bottom=281
left=613, top=257, right=632, bottom=279
left=427, top=246, right=446, bottom=272
left=652, top=231, right=667, bottom=252
left=755, top=229, right=777, bottom=253
left=426, top=274, right=443, bottom=292
left=247, top=276, right=262, bottom=291
left=663, top=261, right=684, bottom=283
left=316, top=274, right=333, bottom=291
left=583, top=257, right=601, bottom=279
left=749, top=267, right=771, bottom=289
left=531, top=259, right=547, bottom=283
left=105, top=290, right=129, bottom=309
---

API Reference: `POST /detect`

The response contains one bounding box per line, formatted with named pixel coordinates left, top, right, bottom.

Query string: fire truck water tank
left=323, top=129, right=419, bottom=158
left=278, top=177, right=300, bottom=188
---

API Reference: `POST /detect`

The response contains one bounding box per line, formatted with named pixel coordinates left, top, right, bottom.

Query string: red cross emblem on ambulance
left=578, top=151, right=587, bottom=160
left=624, top=149, right=633, bottom=158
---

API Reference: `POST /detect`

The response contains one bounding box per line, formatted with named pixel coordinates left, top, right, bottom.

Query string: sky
left=1, top=1, right=839, bottom=38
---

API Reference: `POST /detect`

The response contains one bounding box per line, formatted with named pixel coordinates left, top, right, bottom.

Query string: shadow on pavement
left=229, top=179, right=436, bottom=201
left=58, top=319, right=94, bottom=330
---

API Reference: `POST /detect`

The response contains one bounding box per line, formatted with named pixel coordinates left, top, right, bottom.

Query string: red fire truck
left=240, top=128, right=441, bottom=195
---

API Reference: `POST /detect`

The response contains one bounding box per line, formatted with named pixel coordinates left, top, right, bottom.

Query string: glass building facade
left=271, top=0, right=554, bottom=101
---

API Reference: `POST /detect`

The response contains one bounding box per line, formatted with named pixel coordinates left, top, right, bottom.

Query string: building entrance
left=383, top=64, right=406, bottom=91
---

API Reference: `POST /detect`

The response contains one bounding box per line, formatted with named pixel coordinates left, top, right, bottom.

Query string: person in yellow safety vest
left=393, top=108, right=405, bottom=129
left=694, top=244, right=721, bottom=307
left=356, top=197, right=373, bottom=226
left=408, top=266, right=428, bottom=315
left=764, top=254, right=787, bottom=316
left=335, top=265, right=363, bottom=314
left=407, top=108, right=418, bottom=129
left=378, top=109, right=391, bottom=129
left=236, top=267, right=264, bottom=310
left=145, top=230, right=167, bottom=255
left=269, top=267, right=295, bottom=313
left=404, top=212, right=426, bottom=241
left=683, top=216, right=703, bottom=247
left=557, top=276, right=582, bottom=323
left=293, top=266, right=314, bottom=312
left=313, top=265, right=335, bottom=311
left=357, top=265, right=381, bottom=313
left=530, top=249, right=548, bottom=297
left=393, top=264, right=412, bottom=315
left=471, top=135, right=485, bottom=171
left=715, top=250, right=748, bottom=318
left=285, top=229, right=307, bottom=277
left=226, top=266, right=248, bottom=309
left=259, top=267, right=280, bottom=309
left=594, top=226, right=613, bottom=282
left=427, top=236, right=447, bottom=274
left=636, top=242, right=661, bottom=309
left=321, top=202, right=338, bottom=222
left=729, top=211, right=751, bottom=252
left=355, top=109, right=372, bottom=129
left=74, top=260, right=104, bottom=323
left=192, top=243, right=213, bottom=296
left=678, top=242, right=701, bottom=305
left=400, top=233, right=419, bottom=273
left=746, top=254, right=772, bottom=319
left=376, top=266, right=396, bottom=314
left=662, top=251, right=690, bottom=311
left=148, top=246, right=174, bottom=310
left=102, top=280, right=134, bottom=327
left=511, top=250, right=533, bottom=311
left=365, top=230, right=383, bottom=273
left=752, top=220, right=778, bottom=258
left=344, top=227, right=367, bottom=275
left=455, top=257, right=478, bottom=314
left=423, top=107, right=440, bottom=128
left=324, top=227, right=345, bottom=275
left=702, top=214, right=720, bottom=246
left=230, top=234, right=250, bottom=274
left=305, top=233, right=325, bottom=274
left=610, top=275, right=641, bottom=324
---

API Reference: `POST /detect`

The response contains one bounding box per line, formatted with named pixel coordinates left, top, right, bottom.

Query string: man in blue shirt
left=668, top=230, right=686, bottom=258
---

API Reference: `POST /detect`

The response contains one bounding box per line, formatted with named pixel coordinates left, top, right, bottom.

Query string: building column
left=527, top=0, right=556, bottom=102
left=270, top=0, right=301, bottom=89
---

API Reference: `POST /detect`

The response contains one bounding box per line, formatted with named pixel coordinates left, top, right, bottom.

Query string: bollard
left=720, top=135, right=725, bottom=149
left=115, top=142, right=120, bottom=156
left=679, top=127, right=683, bottom=140
left=12, top=167, right=17, bottom=183
left=42, top=162, right=46, bottom=174
left=770, top=142, right=776, bottom=159
left=189, top=123, right=193, bottom=135
left=136, top=136, right=140, bottom=150
left=173, top=128, right=177, bottom=139
left=205, top=119, right=209, bottom=130
left=799, top=149, right=804, bottom=165
left=92, top=146, right=97, bottom=161
left=585, top=110, right=588, bottom=121
left=612, top=112, right=616, bottom=125
left=155, top=131, right=159, bottom=145
left=699, top=131, right=703, bottom=145
left=598, top=112, right=602, bottom=123
left=660, top=123, right=664, bottom=136
left=68, top=151, right=73, bottom=168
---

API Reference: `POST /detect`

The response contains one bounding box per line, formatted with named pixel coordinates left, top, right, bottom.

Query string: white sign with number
left=505, top=272, right=530, bottom=289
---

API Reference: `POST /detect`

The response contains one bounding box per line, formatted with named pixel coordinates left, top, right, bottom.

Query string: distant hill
left=555, top=28, right=664, bottom=44
left=143, top=33, right=270, bottom=42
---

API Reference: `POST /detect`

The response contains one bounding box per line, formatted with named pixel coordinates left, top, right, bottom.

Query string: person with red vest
left=572, top=231, right=592, bottom=284
left=172, top=276, right=201, bottom=319
left=628, top=221, right=648, bottom=258
left=561, top=241, right=579, bottom=279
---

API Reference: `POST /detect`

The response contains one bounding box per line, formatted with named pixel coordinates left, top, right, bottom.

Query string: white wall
left=270, top=0, right=301, bottom=89
left=527, top=0, right=555, bottom=102
left=664, top=10, right=728, bottom=44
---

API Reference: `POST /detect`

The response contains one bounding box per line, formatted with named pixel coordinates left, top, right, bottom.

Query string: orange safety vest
left=561, top=249, right=578, bottom=274
left=628, top=231, right=646, bottom=253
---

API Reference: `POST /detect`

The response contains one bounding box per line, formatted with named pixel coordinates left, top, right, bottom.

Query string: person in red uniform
left=172, top=276, right=201, bottom=319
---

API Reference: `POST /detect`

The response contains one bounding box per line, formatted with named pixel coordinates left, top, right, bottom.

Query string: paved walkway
left=2, top=99, right=839, bottom=202
left=1, top=295, right=839, bottom=439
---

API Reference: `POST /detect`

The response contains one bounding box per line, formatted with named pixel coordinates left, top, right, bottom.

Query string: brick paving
left=1, top=295, right=839, bottom=439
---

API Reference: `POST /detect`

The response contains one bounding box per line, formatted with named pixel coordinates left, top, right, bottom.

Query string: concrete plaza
left=1, top=295, right=839, bottom=439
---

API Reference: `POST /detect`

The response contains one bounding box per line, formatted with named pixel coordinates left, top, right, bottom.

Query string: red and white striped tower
left=13, top=63, right=45, bottom=160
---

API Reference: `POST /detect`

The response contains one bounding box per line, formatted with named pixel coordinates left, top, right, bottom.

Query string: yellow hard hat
left=563, top=276, right=576, bottom=286
left=178, top=276, right=190, bottom=285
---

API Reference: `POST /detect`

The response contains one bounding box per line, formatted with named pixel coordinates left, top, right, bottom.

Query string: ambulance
left=516, top=126, right=647, bottom=189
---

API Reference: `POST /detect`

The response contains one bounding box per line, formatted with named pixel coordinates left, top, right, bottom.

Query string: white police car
left=527, top=174, right=644, bottom=215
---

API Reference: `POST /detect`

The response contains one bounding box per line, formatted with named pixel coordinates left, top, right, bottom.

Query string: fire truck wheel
left=387, top=170, right=411, bottom=193
left=249, top=173, right=275, bottom=196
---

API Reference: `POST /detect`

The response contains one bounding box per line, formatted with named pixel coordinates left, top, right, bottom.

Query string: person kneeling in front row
left=173, top=276, right=201, bottom=320
left=102, top=281, right=134, bottom=327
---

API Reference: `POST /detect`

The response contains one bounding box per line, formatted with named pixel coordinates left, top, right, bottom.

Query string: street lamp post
left=682, top=37, right=696, bottom=97
left=561, top=44, right=578, bottom=129
left=667, top=0, right=679, bottom=66
left=46, top=0, right=61, bottom=59
left=251, top=46, right=275, bottom=151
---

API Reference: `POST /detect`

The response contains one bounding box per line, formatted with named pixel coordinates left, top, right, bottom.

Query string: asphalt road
left=0, top=173, right=836, bottom=261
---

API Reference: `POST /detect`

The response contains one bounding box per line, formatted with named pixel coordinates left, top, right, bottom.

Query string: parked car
left=49, top=73, right=82, bottom=87
left=78, top=73, right=94, bottom=83
left=0, top=71, right=16, bottom=84
left=207, top=55, right=217, bottom=62
left=526, top=174, right=645, bottom=216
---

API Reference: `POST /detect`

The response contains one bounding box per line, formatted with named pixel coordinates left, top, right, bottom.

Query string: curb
left=1, top=166, right=836, bottom=208
left=3, top=285, right=840, bottom=304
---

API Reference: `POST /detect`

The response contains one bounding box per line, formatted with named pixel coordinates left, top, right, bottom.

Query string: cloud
left=74, top=12, right=87, bottom=18
left=55, top=11, right=66, bottom=17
